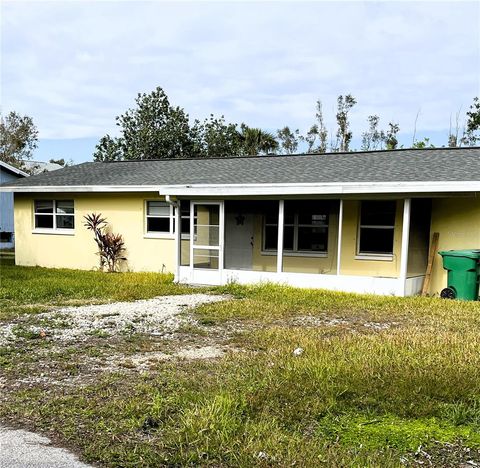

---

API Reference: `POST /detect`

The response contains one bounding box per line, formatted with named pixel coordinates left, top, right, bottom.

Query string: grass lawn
left=2, top=253, right=480, bottom=466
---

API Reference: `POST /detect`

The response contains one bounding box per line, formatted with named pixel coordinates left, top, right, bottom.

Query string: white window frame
left=144, top=200, right=174, bottom=239
left=33, top=200, right=75, bottom=235
left=356, top=201, right=396, bottom=260
left=262, top=212, right=329, bottom=257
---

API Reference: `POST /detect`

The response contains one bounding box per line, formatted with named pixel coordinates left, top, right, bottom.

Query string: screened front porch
left=174, top=197, right=430, bottom=296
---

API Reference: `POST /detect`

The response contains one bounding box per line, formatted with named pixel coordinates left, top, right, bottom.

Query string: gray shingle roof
left=3, top=147, right=480, bottom=189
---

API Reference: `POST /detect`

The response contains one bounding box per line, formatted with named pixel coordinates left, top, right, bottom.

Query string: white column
left=174, top=200, right=181, bottom=282
left=219, top=201, right=225, bottom=273
left=336, top=199, right=343, bottom=275
left=398, top=198, right=411, bottom=296
left=277, top=200, right=284, bottom=273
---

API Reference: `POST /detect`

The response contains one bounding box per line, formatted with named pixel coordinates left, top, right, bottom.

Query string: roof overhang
left=157, top=181, right=480, bottom=196
left=1, top=181, right=479, bottom=195
left=0, top=161, right=28, bottom=178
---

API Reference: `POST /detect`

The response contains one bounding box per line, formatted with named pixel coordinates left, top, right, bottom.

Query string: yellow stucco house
left=2, top=147, right=479, bottom=297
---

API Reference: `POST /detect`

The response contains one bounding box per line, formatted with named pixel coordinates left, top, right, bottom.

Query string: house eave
left=1, top=181, right=480, bottom=195
left=157, top=181, right=480, bottom=196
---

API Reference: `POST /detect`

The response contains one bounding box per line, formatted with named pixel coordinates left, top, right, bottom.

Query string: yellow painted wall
left=14, top=193, right=175, bottom=272
left=429, top=197, right=480, bottom=296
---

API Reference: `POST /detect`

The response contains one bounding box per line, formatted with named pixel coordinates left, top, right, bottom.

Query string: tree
left=49, top=158, right=74, bottom=167
left=94, top=87, right=194, bottom=161
left=412, top=137, right=435, bottom=149
left=334, top=94, right=357, bottom=152
left=461, top=97, right=480, bottom=146
left=239, top=125, right=278, bottom=155
left=361, top=115, right=385, bottom=151
left=93, top=135, right=123, bottom=162
left=384, top=122, right=400, bottom=150
left=191, top=115, right=243, bottom=158
left=448, top=107, right=462, bottom=148
left=276, top=126, right=300, bottom=154
left=94, top=86, right=277, bottom=160
left=302, top=100, right=328, bottom=153
left=0, top=111, right=38, bottom=168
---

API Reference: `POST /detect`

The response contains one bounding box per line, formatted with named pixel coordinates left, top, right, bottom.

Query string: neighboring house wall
left=14, top=193, right=175, bottom=272
left=429, top=197, right=480, bottom=296
left=0, top=169, right=20, bottom=248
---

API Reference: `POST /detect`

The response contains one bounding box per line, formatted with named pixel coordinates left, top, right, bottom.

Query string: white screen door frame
left=189, top=201, right=224, bottom=285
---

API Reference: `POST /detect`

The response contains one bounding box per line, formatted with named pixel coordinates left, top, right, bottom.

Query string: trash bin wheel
left=440, top=287, right=457, bottom=299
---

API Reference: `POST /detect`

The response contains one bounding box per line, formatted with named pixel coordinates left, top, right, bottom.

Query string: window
left=146, top=201, right=172, bottom=234
left=34, top=200, right=74, bottom=231
left=358, top=200, right=396, bottom=255
left=263, top=201, right=330, bottom=254
left=146, top=200, right=194, bottom=238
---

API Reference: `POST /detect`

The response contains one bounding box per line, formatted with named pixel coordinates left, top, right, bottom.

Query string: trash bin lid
left=438, top=249, right=480, bottom=259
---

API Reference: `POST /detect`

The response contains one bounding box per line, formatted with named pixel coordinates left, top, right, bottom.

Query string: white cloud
left=1, top=0, right=479, bottom=144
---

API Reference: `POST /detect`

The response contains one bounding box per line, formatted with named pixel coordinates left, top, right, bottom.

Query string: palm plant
left=84, top=213, right=126, bottom=272
left=240, top=125, right=279, bottom=155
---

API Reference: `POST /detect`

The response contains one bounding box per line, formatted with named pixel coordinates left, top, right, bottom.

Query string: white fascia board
left=1, top=180, right=479, bottom=195
left=157, top=181, right=480, bottom=196
left=0, top=185, right=161, bottom=193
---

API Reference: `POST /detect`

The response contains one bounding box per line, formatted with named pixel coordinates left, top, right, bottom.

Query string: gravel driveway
left=0, top=294, right=228, bottom=344
left=0, top=425, right=92, bottom=468
left=0, top=294, right=232, bottom=466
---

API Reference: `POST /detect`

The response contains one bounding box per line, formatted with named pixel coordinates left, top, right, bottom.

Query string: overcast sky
left=1, top=0, right=479, bottom=162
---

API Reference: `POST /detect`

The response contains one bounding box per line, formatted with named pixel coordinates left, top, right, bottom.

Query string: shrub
left=83, top=213, right=126, bottom=272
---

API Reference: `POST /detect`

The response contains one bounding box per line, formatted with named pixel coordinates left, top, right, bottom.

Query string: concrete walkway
left=0, top=425, right=92, bottom=468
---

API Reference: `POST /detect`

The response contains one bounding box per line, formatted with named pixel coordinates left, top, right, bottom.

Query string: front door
left=190, top=201, right=224, bottom=285
left=224, top=210, right=254, bottom=270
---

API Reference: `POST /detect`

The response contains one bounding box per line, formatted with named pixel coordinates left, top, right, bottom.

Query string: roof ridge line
left=99, top=146, right=480, bottom=163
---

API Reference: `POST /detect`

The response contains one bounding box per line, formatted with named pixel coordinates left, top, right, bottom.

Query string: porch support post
left=336, top=199, right=343, bottom=275
left=277, top=200, right=284, bottom=273
left=398, top=198, right=411, bottom=296
left=174, top=200, right=181, bottom=282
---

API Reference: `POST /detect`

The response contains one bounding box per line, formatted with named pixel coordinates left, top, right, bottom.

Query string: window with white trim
left=358, top=200, right=396, bottom=255
left=146, top=201, right=172, bottom=234
left=263, top=201, right=330, bottom=254
left=34, top=200, right=75, bottom=230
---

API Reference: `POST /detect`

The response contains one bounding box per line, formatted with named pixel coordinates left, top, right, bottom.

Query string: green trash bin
left=438, top=249, right=480, bottom=300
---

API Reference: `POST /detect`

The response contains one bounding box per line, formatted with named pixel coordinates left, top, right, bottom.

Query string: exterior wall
left=429, top=197, right=480, bottom=296
left=14, top=192, right=175, bottom=272
left=1, top=169, right=23, bottom=249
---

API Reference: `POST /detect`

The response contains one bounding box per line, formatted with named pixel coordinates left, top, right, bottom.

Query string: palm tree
left=240, top=125, right=279, bottom=155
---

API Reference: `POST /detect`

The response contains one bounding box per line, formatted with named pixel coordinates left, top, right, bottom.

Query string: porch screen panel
left=193, top=248, right=219, bottom=269
left=194, top=205, right=220, bottom=247
left=179, top=200, right=191, bottom=266
left=192, top=203, right=221, bottom=270
left=263, top=201, right=330, bottom=254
